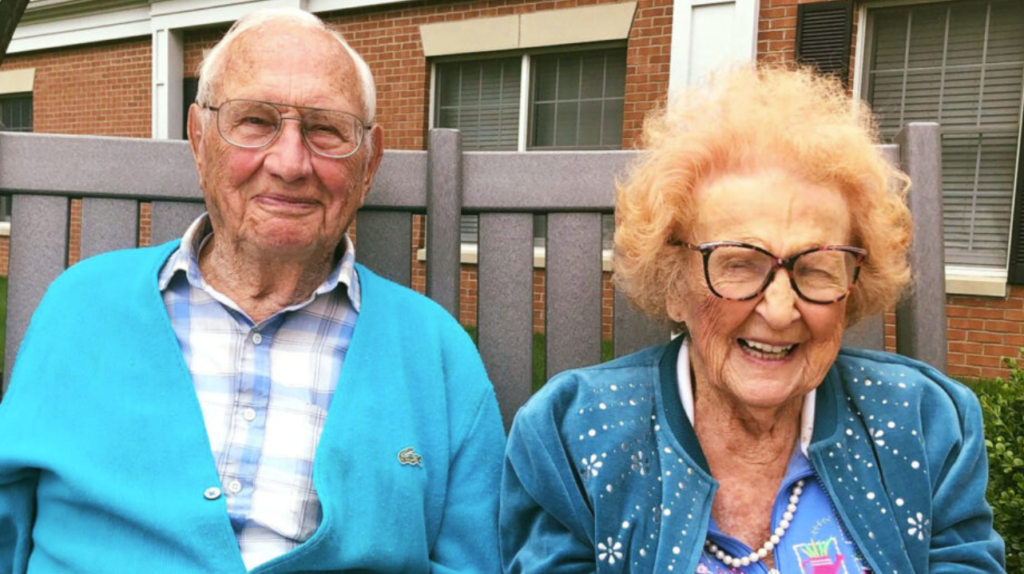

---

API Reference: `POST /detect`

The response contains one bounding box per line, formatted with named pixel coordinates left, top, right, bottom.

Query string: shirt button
left=228, top=480, right=243, bottom=494
left=252, top=332, right=263, bottom=345
left=204, top=487, right=222, bottom=500
left=242, top=408, right=257, bottom=422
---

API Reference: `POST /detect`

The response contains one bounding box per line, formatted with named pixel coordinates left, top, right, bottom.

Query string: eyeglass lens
left=706, top=245, right=859, bottom=302
left=217, top=100, right=362, bottom=157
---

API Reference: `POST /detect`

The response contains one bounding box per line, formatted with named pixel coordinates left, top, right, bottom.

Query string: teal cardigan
left=500, top=336, right=1005, bottom=573
left=0, top=241, right=506, bottom=573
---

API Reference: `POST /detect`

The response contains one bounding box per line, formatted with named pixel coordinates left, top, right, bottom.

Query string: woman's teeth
left=739, top=338, right=796, bottom=359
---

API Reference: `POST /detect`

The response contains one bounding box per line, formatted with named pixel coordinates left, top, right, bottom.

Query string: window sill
left=0, top=222, right=10, bottom=237
left=945, top=266, right=1008, bottom=297
left=416, top=244, right=613, bottom=271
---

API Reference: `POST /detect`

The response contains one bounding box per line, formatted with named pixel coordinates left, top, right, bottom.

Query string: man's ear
left=187, top=103, right=205, bottom=169
left=357, top=124, right=385, bottom=207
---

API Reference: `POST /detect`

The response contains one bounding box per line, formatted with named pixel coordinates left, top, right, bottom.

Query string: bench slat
left=546, top=213, right=603, bottom=380
left=150, top=201, right=206, bottom=246
left=357, top=210, right=412, bottom=287
left=3, top=195, right=69, bottom=390
left=426, top=130, right=462, bottom=318
left=478, top=213, right=534, bottom=428
left=81, top=198, right=139, bottom=259
left=613, top=290, right=670, bottom=358
left=843, top=315, right=885, bottom=350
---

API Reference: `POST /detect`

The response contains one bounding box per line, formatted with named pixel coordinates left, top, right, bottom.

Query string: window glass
left=867, top=0, right=1024, bottom=267
left=530, top=49, right=627, bottom=150
left=436, top=58, right=521, bottom=152
left=0, top=94, right=32, bottom=133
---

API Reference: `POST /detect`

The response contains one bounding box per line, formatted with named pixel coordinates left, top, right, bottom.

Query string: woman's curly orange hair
left=614, top=65, right=912, bottom=327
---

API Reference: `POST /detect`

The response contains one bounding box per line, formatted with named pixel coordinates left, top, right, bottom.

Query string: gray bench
left=0, top=123, right=948, bottom=426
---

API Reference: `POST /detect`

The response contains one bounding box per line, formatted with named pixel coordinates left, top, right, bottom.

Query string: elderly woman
left=499, top=67, right=1004, bottom=574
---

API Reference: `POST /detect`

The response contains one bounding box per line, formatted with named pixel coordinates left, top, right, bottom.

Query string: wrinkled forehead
left=212, top=23, right=362, bottom=111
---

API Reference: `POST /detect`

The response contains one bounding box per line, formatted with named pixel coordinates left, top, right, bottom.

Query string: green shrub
left=967, top=348, right=1024, bottom=572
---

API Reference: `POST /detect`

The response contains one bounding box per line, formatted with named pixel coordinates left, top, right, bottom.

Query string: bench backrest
left=0, top=123, right=948, bottom=426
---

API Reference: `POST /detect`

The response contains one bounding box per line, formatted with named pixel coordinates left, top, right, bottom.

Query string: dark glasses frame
left=676, top=240, right=868, bottom=304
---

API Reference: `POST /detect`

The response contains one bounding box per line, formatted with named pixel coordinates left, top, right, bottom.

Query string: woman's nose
left=755, top=269, right=801, bottom=329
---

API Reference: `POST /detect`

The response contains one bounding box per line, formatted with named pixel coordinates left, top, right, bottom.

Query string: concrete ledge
left=0, top=222, right=9, bottom=237
left=945, top=266, right=1008, bottom=298
left=0, top=69, right=34, bottom=95
left=421, top=15, right=519, bottom=57
left=520, top=3, right=637, bottom=48
left=420, top=2, right=636, bottom=57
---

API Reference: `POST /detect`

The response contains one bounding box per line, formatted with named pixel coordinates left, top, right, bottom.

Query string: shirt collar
left=675, top=337, right=816, bottom=457
left=157, top=213, right=361, bottom=313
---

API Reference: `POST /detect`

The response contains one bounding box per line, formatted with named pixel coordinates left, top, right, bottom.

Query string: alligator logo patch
left=398, top=447, right=422, bottom=467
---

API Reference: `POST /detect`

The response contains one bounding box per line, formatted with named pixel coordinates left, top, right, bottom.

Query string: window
left=434, top=47, right=626, bottom=246
left=0, top=93, right=32, bottom=222
left=864, top=0, right=1024, bottom=272
left=0, top=93, right=32, bottom=132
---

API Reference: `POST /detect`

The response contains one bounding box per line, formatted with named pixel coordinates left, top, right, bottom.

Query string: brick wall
left=0, top=37, right=151, bottom=137
left=947, top=288, right=1024, bottom=380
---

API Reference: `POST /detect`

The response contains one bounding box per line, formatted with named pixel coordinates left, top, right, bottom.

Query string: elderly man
left=0, top=8, right=504, bottom=573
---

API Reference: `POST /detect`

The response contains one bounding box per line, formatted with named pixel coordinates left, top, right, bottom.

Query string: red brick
left=950, top=341, right=983, bottom=354
left=949, top=318, right=984, bottom=330
left=946, top=306, right=970, bottom=318
left=965, top=354, right=1003, bottom=368
left=1003, top=309, right=1024, bottom=322
left=967, top=331, right=1003, bottom=344
left=984, top=345, right=1020, bottom=359
left=979, top=367, right=1012, bottom=380
left=985, top=320, right=1021, bottom=334
left=1001, top=334, right=1024, bottom=347
left=948, top=364, right=981, bottom=378
left=967, top=307, right=1005, bottom=319
left=946, top=329, right=967, bottom=341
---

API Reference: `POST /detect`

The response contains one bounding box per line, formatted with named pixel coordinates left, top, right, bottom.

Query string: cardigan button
left=204, top=487, right=222, bottom=500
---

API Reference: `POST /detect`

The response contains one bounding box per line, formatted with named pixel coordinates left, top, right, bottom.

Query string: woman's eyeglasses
left=677, top=240, right=867, bottom=304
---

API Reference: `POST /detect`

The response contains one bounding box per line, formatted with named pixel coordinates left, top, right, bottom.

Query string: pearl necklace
left=703, top=479, right=805, bottom=569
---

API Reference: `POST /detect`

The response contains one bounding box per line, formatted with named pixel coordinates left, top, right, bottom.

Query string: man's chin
left=243, top=231, right=337, bottom=260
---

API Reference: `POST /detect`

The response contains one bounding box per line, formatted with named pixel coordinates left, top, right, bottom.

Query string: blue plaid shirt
left=158, top=215, right=360, bottom=570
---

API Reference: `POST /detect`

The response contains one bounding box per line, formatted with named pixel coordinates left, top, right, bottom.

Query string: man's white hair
left=195, top=7, right=377, bottom=124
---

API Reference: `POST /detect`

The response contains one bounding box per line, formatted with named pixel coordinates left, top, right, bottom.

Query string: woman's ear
left=665, top=280, right=692, bottom=325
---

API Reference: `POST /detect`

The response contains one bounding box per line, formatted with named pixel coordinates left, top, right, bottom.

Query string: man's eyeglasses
left=677, top=241, right=868, bottom=304
left=203, top=99, right=371, bottom=159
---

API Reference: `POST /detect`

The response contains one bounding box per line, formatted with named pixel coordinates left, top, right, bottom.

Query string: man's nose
left=755, top=269, right=801, bottom=329
left=263, top=118, right=313, bottom=182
